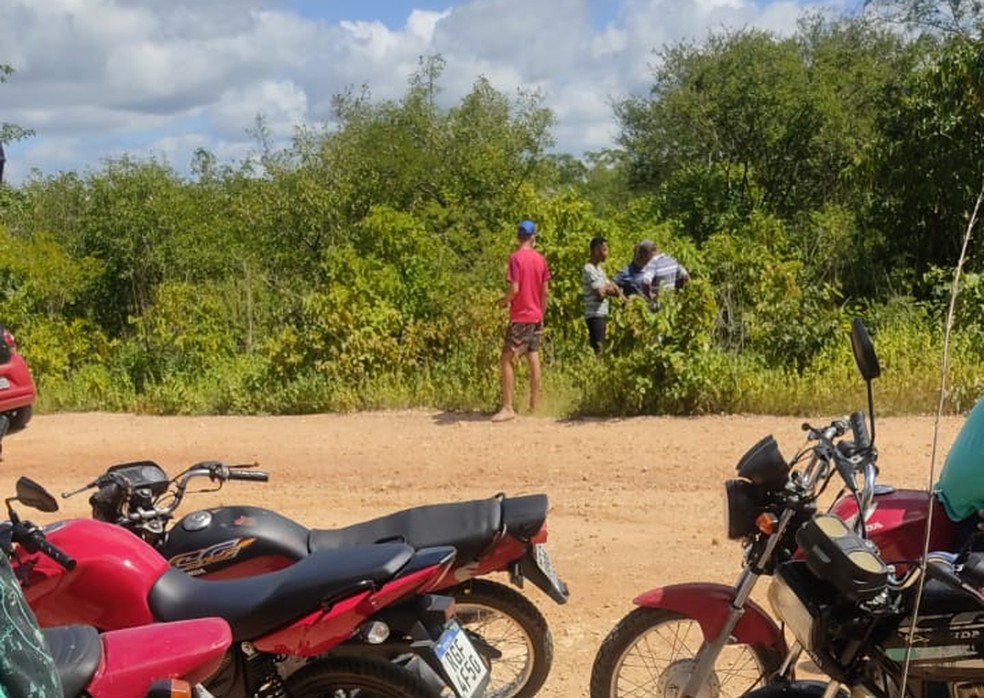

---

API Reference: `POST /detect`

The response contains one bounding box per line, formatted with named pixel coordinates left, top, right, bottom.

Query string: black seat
left=309, top=497, right=503, bottom=564
left=501, top=494, right=548, bottom=540
left=42, top=625, right=101, bottom=698
left=918, top=579, right=984, bottom=616
left=149, top=543, right=414, bottom=641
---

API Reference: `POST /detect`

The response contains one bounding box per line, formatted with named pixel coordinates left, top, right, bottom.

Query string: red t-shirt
left=507, top=248, right=551, bottom=323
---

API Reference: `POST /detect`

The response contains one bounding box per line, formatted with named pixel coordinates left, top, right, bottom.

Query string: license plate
left=533, top=543, right=566, bottom=597
left=0, top=377, right=8, bottom=390
left=435, top=620, right=489, bottom=698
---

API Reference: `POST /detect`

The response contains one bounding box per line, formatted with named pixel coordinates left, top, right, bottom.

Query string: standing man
left=492, top=219, right=551, bottom=423
left=582, top=236, right=621, bottom=354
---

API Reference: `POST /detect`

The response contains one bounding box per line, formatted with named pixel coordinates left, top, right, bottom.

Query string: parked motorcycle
left=8, top=473, right=490, bottom=698
left=590, top=318, right=885, bottom=698
left=0, top=452, right=232, bottom=698
left=743, top=446, right=984, bottom=698
left=65, top=462, right=568, bottom=698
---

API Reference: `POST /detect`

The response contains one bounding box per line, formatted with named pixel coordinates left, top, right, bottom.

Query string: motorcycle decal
left=168, top=538, right=257, bottom=575
left=896, top=613, right=984, bottom=646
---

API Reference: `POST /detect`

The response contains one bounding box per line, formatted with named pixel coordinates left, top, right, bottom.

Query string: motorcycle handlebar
left=17, top=524, right=76, bottom=570
left=225, top=469, right=269, bottom=482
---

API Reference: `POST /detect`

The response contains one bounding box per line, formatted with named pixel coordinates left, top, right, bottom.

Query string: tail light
left=3, top=328, right=15, bottom=349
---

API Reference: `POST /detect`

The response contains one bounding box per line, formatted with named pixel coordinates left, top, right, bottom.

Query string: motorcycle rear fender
left=634, top=582, right=786, bottom=653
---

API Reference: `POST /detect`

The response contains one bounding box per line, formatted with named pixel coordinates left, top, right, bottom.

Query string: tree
left=863, top=32, right=984, bottom=295
left=863, top=0, right=984, bottom=37
left=0, top=64, right=35, bottom=184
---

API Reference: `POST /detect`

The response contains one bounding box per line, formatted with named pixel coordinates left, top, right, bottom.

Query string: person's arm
left=676, top=264, right=690, bottom=290
left=586, top=266, right=608, bottom=300
left=540, top=279, right=549, bottom=317
left=498, top=280, right=519, bottom=308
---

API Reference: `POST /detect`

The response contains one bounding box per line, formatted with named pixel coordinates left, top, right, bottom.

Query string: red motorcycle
left=590, top=318, right=896, bottom=698
left=66, top=464, right=568, bottom=698
left=2, top=483, right=230, bottom=698
left=8, top=474, right=490, bottom=698
left=41, top=620, right=230, bottom=698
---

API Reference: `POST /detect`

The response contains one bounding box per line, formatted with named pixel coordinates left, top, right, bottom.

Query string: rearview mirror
left=15, top=477, right=58, bottom=513
left=851, top=318, right=881, bottom=382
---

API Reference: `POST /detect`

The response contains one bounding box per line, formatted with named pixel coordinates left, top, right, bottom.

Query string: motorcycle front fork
left=682, top=567, right=761, bottom=698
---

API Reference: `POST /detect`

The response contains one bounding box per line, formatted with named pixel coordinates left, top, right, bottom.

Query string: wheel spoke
left=605, top=615, right=768, bottom=698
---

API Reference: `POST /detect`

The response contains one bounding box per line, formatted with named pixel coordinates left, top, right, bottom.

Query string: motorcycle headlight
left=735, top=435, right=789, bottom=491
left=724, top=479, right=765, bottom=540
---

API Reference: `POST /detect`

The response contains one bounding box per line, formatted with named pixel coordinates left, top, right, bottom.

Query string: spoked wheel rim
left=609, top=617, right=768, bottom=698
left=456, top=601, right=535, bottom=698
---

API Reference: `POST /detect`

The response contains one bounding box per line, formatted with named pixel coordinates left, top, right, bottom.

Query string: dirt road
left=2, top=411, right=965, bottom=697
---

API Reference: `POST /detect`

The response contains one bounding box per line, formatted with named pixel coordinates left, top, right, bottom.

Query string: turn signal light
left=755, top=513, right=778, bottom=535
left=146, top=679, right=192, bottom=698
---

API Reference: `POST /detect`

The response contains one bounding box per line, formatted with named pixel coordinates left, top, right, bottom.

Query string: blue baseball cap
left=517, top=220, right=536, bottom=236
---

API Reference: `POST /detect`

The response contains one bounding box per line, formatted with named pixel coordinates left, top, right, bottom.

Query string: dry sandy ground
left=0, top=410, right=968, bottom=697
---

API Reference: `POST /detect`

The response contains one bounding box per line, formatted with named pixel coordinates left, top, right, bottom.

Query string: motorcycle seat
left=42, top=625, right=101, bottom=698
left=309, top=497, right=505, bottom=563
left=917, top=579, right=984, bottom=616
left=501, top=494, right=548, bottom=540
left=149, top=542, right=414, bottom=641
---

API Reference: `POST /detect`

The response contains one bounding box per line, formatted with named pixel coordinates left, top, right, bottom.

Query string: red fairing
left=253, top=564, right=449, bottom=656
left=87, top=619, right=231, bottom=698
left=830, top=489, right=959, bottom=564
left=18, top=519, right=170, bottom=630
left=634, top=583, right=786, bottom=653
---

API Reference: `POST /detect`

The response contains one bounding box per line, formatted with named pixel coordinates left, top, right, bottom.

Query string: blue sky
left=0, top=0, right=852, bottom=184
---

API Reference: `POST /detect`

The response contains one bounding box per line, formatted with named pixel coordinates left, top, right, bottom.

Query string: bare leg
left=527, top=350, right=541, bottom=411
left=492, top=350, right=516, bottom=421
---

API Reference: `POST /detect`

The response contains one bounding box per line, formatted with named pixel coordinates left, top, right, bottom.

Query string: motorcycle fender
left=516, top=547, right=569, bottom=605
left=634, top=582, right=786, bottom=653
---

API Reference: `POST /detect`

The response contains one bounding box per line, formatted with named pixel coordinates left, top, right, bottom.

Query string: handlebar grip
left=850, top=412, right=871, bottom=450
left=30, top=531, right=76, bottom=571
left=226, top=470, right=269, bottom=482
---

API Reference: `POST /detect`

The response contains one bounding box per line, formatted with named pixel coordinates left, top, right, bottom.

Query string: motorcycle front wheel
left=285, top=655, right=436, bottom=698
left=452, top=579, right=553, bottom=698
left=590, top=607, right=775, bottom=698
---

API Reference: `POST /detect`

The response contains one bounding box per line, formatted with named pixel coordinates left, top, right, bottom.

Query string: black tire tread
left=285, top=655, right=436, bottom=698
left=7, top=405, right=32, bottom=432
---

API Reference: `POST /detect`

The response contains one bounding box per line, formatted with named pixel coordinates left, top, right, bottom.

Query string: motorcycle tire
left=452, top=579, right=553, bottom=698
left=284, top=655, right=436, bottom=698
left=590, top=607, right=775, bottom=698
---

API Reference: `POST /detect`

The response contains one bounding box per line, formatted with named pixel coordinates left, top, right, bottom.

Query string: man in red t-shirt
left=492, top=220, right=551, bottom=422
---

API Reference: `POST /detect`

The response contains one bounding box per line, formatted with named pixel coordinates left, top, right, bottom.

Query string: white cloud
left=0, top=0, right=839, bottom=184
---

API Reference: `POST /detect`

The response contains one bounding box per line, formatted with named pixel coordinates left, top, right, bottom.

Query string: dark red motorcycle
left=7, top=471, right=490, bottom=698
left=65, top=464, right=567, bottom=698
left=590, top=318, right=898, bottom=698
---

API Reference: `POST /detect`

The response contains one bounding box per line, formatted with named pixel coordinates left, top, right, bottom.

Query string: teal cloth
left=937, top=396, right=984, bottom=521
left=0, top=554, right=61, bottom=698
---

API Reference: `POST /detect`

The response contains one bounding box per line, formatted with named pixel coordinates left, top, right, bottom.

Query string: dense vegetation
left=3, top=2, right=984, bottom=418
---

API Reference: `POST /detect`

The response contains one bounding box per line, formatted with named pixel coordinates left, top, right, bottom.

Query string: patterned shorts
left=503, top=322, right=543, bottom=356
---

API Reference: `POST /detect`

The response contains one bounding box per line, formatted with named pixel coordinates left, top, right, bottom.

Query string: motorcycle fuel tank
left=161, top=506, right=310, bottom=579
left=830, top=487, right=959, bottom=566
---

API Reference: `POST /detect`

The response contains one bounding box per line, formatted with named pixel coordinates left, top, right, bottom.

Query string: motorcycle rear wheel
left=452, top=579, right=552, bottom=698
left=590, top=607, right=774, bottom=698
left=285, top=655, right=436, bottom=698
